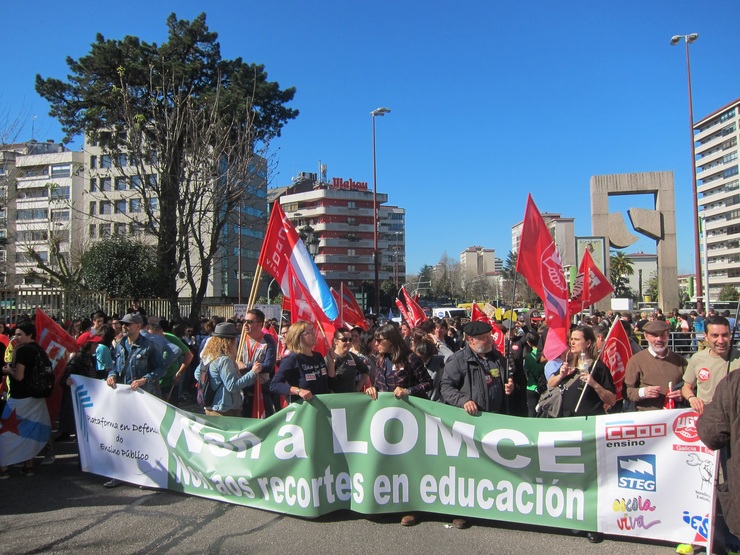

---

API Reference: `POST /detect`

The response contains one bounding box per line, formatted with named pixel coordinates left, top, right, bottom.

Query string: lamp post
left=371, top=107, right=391, bottom=315
left=671, top=33, right=702, bottom=312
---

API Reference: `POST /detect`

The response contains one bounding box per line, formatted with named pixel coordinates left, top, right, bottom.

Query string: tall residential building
left=460, top=246, right=496, bottom=278
left=0, top=141, right=85, bottom=287
left=270, top=172, right=406, bottom=293
left=84, top=137, right=267, bottom=299
left=511, top=212, right=576, bottom=268
left=694, top=98, right=740, bottom=301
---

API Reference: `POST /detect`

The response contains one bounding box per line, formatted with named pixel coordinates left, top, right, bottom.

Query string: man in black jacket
left=440, top=321, right=514, bottom=415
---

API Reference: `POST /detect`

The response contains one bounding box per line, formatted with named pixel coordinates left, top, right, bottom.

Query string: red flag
left=287, top=263, right=334, bottom=356
left=401, top=286, right=427, bottom=327
left=252, top=381, right=266, bottom=419
left=471, top=302, right=490, bottom=323
left=471, top=303, right=505, bottom=354
left=395, top=298, right=412, bottom=324
left=569, top=249, right=614, bottom=315
left=599, top=319, right=633, bottom=402
left=35, top=309, right=79, bottom=424
left=515, top=195, right=570, bottom=361
left=332, top=284, right=370, bottom=330
left=258, top=202, right=338, bottom=320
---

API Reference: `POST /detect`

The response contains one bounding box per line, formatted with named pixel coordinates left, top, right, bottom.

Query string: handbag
left=536, top=373, right=578, bottom=418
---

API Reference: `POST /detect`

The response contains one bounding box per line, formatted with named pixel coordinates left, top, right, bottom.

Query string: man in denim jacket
left=106, top=313, right=166, bottom=397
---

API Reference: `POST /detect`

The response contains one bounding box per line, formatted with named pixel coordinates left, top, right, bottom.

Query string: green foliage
left=644, top=271, right=659, bottom=302
left=80, top=238, right=159, bottom=298
left=610, top=251, right=635, bottom=297
left=719, top=284, right=740, bottom=302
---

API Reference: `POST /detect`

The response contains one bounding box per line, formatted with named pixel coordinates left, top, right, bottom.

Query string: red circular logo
left=697, top=368, right=710, bottom=382
left=673, top=411, right=700, bottom=442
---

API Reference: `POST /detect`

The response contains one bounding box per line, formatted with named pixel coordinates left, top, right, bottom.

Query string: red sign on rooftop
left=331, top=177, right=368, bottom=191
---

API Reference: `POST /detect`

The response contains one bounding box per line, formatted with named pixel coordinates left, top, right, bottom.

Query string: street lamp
left=371, top=106, right=391, bottom=315
left=671, top=33, right=702, bottom=311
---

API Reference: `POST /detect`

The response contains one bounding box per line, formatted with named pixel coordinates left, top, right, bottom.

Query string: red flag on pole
left=332, top=284, right=370, bottom=330
left=599, top=319, right=633, bottom=402
left=395, top=298, right=412, bottom=324
left=569, top=249, right=614, bottom=315
left=287, top=263, right=335, bottom=356
left=401, top=286, right=427, bottom=327
left=258, top=202, right=338, bottom=320
left=35, top=309, right=79, bottom=424
left=515, top=195, right=570, bottom=361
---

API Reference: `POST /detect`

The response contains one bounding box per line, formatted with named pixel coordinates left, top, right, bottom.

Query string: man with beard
left=441, top=321, right=514, bottom=415
left=624, top=319, right=686, bottom=411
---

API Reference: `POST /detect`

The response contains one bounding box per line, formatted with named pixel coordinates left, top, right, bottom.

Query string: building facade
left=460, top=246, right=496, bottom=278
left=271, top=172, right=406, bottom=295
left=0, top=141, right=85, bottom=287
left=511, top=212, right=576, bottom=268
left=694, top=98, right=740, bottom=301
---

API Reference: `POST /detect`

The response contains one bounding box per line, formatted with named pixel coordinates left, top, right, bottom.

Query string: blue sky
left=3, top=1, right=740, bottom=278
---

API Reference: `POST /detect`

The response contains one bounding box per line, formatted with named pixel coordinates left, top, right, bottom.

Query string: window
left=114, top=200, right=127, bottom=214
left=115, top=176, right=127, bottom=190
left=16, top=208, right=48, bottom=220
left=117, top=154, right=127, bottom=167
left=347, top=249, right=356, bottom=256
left=100, top=201, right=112, bottom=215
left=89, top=224, right=97, bottom=239
left=347, top=265, right=355, bottom=272
left=724, top=166, right=739, bottom=179
left=17, top=230, right=47, bottom=242
left=0, top=251, right=5, bottom=262
left=51, top=210, right=69, bottom=222
left=101, top=155, right=111, bottom=169
left=129, top=198, right=141, bottom=213
left=100, top=177, right=112, bottom=192
left=149, top=198, right=159, bottom=211
left=89, top=202, right=96, bottom=216
left=99, top=224, right=112, bottom=238
left=347, top=201, right=356, bottom=209
left=90, top=178, right=97, bottom=192
left=50, top=186, right=70, bottom=201
left=147, top=174, right=158, bottom=188
left=115, top=223, right=127, bottom=236
left=130, top=175, right=141, bottom=189
left=50, top=164, right=71, bottom=178
left=90, top=155, right=97, bottom=169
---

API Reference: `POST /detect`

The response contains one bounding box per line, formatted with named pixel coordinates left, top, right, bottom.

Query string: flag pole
left=504, top=269, right=519, bottom=414
left=573, top=318, right=616, bottom=413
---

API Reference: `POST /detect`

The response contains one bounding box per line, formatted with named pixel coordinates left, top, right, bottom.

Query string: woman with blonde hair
left=194, top=322, right=260, bottom=417
left=270, top=321, right=334, bottom=402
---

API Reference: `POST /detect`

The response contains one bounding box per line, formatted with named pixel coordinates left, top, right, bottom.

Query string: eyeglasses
left=337, top=337, right=351, bottom=343
left=302, top=330, right=316, bottom=336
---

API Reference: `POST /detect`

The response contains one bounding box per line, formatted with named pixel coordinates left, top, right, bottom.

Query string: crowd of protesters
left=2, top=301, right=739, bottom=553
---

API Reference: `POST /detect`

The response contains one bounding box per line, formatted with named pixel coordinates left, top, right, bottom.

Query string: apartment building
left=694, top=98, right=740, bottom=300
left=270, top=172, right=406, bottom=292
left=0, top=141, right=85, bottom=287
left=511, top=212, right=576, bottom=268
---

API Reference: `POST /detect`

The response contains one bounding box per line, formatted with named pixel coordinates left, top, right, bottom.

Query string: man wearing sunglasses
left=239, top=309, right=276, bottom=417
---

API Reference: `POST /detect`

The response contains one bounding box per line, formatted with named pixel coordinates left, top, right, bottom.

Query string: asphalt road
left=0, top=436, right=693, bottom=555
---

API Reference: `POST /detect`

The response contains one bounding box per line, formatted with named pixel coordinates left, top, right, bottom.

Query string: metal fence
left=0, top=288, right=238, bottom=323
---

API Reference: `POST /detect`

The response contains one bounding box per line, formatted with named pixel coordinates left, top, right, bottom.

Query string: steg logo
left=617, top=455, right=656, bottom=492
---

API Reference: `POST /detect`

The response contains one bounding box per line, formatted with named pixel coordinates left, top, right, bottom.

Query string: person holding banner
left=106, top=313, right=166, bottom=396
left=545, top=326, right=616, bottom=419
left=194, top=322, right=261, bottom=417
left=365, top=323, right=431, bottom=402
left=440, top=321, right=514, bottom=416
left=624, top=319, right=686, bottom=411
left=0, top=322, right=52, bottom=478
left=271, top=321, right=333, bottom=402
left=239, top=309, right=277, bottom=417
left=327, top=327, right=370, bottom=393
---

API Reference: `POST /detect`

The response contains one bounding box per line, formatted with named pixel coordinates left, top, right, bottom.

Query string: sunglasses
left=337, top=337, right=351, bottom=343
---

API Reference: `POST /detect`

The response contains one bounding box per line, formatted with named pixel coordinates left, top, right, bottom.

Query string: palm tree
left=610, top=251, right=634, bottom=297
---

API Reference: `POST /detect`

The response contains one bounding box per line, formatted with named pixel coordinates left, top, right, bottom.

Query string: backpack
left=27, top=344, right=54, bottom=398
left=196, top=363, right=221, bottom=407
